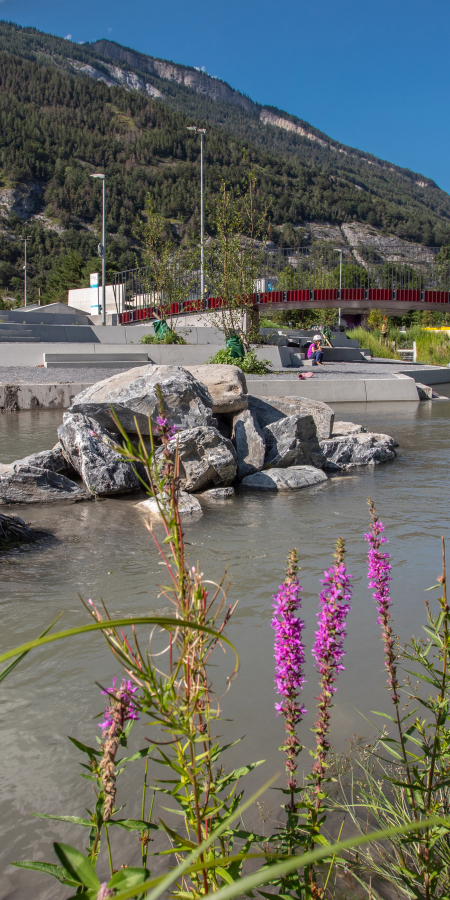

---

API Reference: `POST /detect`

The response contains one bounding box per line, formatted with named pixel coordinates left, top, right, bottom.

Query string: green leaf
left=10, top=860, right=80, bottom=887
left=109, top=867, right=151, bottom=889
left=32, top=813, right=92, bottom=827
left=68, top=736, right=101, bottom=758
left=0, top=612, right=64, bottom=683
left=53, top=843, right=100, bottom=891
left=0, top=616, right=239, bottom=682
left=109, top=818, right=158, bottom=832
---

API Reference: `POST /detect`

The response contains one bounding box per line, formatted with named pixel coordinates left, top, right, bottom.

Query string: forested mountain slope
left=0, top=20, right=449, bottom=304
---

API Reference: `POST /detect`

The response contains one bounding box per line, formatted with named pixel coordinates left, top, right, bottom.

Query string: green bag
left=153, top=319, right=172, bottom=339
left=226, top=334, right=245, bottom=360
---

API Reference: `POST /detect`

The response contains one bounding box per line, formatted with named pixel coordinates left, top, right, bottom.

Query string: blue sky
left=3, top=0, right=450, bottom=192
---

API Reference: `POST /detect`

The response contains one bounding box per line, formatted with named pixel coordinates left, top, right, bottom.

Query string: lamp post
left=187, top=126, right=207, bottom=298
left=23, top=237, right=28, bottom=307
left=333, top=248, right=343, bottom=327
left=91, top=173, right=106, bottom=325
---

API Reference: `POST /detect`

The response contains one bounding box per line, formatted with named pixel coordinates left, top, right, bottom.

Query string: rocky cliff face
left=90, top=40, right=257, bottom=111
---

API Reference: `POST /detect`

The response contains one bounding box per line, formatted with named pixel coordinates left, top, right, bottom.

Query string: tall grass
left=347, top=326, right=401, bottom=360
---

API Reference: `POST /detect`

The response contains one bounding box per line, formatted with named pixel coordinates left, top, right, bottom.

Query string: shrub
left=207, top=347, right=273, bottom=374
left=138, top=330, right=186, bottom=345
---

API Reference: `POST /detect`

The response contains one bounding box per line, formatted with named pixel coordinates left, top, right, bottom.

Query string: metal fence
left=112, top=243, right=450, bottom=319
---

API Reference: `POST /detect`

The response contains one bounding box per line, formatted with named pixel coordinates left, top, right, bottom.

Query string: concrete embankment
left=0, top=373, right=421, bottom=410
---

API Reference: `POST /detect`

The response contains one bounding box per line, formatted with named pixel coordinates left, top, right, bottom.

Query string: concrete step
left=44, top=360, right=150, bottom=369
left=0, top=335, right=41, bottom=342
left=44, top=351, right=149, bottom=368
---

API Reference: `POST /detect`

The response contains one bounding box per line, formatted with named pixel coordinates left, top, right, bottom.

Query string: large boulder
left=135, top=490, right=203, bottom=520
left=58, top=413, right=141, bottom=496
left=0, top=444, right=71, bottom=477
left=156, top=426, right=237, bottom=492
left=183, top=365, right=248, bottom=414
left=320, top=432, right=397, bottom=470
left=240, top=466, right=327, bottom=491
left=248, top=395, right=334, bottom=439
left=231, top=409, right=265, bottom=479
left=0, top=465, right=91, bottom=505
left=332, top=421, right=367, bottom=436
left=69, top=365, right=215, bottom=435
left=263, top=415, right=325, bottom=469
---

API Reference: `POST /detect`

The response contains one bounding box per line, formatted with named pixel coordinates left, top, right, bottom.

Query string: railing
left=112, top=245, right=450, bottom=323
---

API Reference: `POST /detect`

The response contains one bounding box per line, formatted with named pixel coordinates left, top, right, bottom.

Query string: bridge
left=112, top=245, right=450, bottom=325
left=117, top=288, right=450, bottom=325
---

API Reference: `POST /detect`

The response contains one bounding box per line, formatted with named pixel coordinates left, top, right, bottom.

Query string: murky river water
left=1, top=396, right=450, bottom=897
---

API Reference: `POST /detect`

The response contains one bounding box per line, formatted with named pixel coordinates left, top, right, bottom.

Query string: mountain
left=0, top=20, right=449, bottom=305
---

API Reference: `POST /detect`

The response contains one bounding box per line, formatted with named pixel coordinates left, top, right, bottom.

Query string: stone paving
left=247, top=359, right=448, bottom=381
left=0, top=358, right=447, bottom=386
left=0, top=367, right=126, bottom=384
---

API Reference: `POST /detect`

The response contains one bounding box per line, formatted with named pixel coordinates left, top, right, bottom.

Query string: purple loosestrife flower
left=312, top=538, right=352, bottom=789
left=155, top=415, right=179, bottom=440
left=366, top=499, right=399, bottom=703
left=272, top=549, right=306, bottom=792
left=99, top=678, right=139, bottom=821
left=97, top=885, right=114, bottom=900
left=99, top=677, right=139, bottom=734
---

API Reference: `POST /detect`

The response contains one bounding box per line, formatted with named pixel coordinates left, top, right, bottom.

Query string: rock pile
left=0, top=365, right=398, bottom=508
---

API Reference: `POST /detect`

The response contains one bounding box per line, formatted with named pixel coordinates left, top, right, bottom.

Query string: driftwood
left=0, top=513, right=53, bottom=549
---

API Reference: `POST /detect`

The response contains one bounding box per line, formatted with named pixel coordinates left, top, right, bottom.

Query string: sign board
left=90, top=272, right=100, bottom=314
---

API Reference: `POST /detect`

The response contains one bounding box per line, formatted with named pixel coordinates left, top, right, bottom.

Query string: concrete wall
left=0, top=342, right=279, bottom=368
left=249, top=374, right=420, bottom=403
left=0, top=382, right=92, bottom=411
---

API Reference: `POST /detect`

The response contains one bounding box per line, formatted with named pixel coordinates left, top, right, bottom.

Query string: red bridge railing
left=118, top=288, right=450, bottom=324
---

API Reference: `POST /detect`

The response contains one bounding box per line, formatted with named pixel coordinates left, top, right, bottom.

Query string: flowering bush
left=1, top=407, right=449, bottom=900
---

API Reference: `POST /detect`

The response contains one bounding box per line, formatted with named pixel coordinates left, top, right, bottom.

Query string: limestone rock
left=200, top=487, right=235, bottom=499
left=248, top=395, right=334, bottom=439
left=263, top=415, right=325, bottom=469
left=135, top=490, right=202, bottom=520
left=183, top=365, right=248, bottom=414
left=0, top=465, right=91, bottom=505
left=69, top=364, right=215, bottom=435
left=333, top=421, right=367, bottom=436
left=156, top=426, right=237, bottom=492
left=320, top=433, right=397, bottom=470
left=58, top=413, right=141, bottom=496
left=240, top=466, right=327, bottom=491
left=0, top=444, right=70, bottom=477
left=232, top=409, right=265, bottom=479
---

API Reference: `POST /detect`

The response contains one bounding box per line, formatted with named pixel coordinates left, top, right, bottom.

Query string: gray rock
left=232, top=408, right=265, bottom=479
left=248, top=395, right=334, bottom=439
left=135, top=490, right=203, bottom=520
left=332, top=421, right=367, bottom=436
left=263, top=414, right=325, bottom=469
left=69, top=364, right=215, bottom=435
left=200, top=487, right=235, bottom=499
left=183, top=365, right=248, bottom=414
left=320, top=432, right=397, bottom=470
left=58, top=413, right=141, bottom=496
left=156, top=426, right=237, bottom=492
left=240, top=466, right=327, bottom=491
left=0, top=444, right=70, bottom=477
left=0, top=465, right=91, bottom=505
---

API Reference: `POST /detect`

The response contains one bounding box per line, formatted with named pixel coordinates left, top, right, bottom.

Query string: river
left=1, top=396, right=449, bottom=897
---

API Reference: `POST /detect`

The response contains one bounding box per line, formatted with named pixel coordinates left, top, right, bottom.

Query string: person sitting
left=307, top=335, right=324, bottom=365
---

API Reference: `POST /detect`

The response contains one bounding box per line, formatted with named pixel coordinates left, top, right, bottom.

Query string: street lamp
left=23, top=237, right=29, bottom=307
left=187, top=126, right=207, bottom=298
left=91, top=173, right=106, bottom=325
left=333, top=248, right=343, bottom=327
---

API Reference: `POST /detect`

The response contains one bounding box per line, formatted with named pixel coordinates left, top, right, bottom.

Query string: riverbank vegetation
left=1, top=410, right=450, bottom=899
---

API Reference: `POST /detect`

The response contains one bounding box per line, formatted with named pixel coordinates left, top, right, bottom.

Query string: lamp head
left=91, top=173, right=105, bottom=179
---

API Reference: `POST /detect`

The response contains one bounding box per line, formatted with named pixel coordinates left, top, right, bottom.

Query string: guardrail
left=117, top=289, right=450, bottom=324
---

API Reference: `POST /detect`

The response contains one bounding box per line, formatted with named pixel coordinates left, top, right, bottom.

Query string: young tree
left=204, top=168, right=267, bottom=343
left=139, top=197, right=197, bottom=331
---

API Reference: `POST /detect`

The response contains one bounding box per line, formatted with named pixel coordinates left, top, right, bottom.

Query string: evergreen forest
left=1, top=21, right=450, bottom=304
